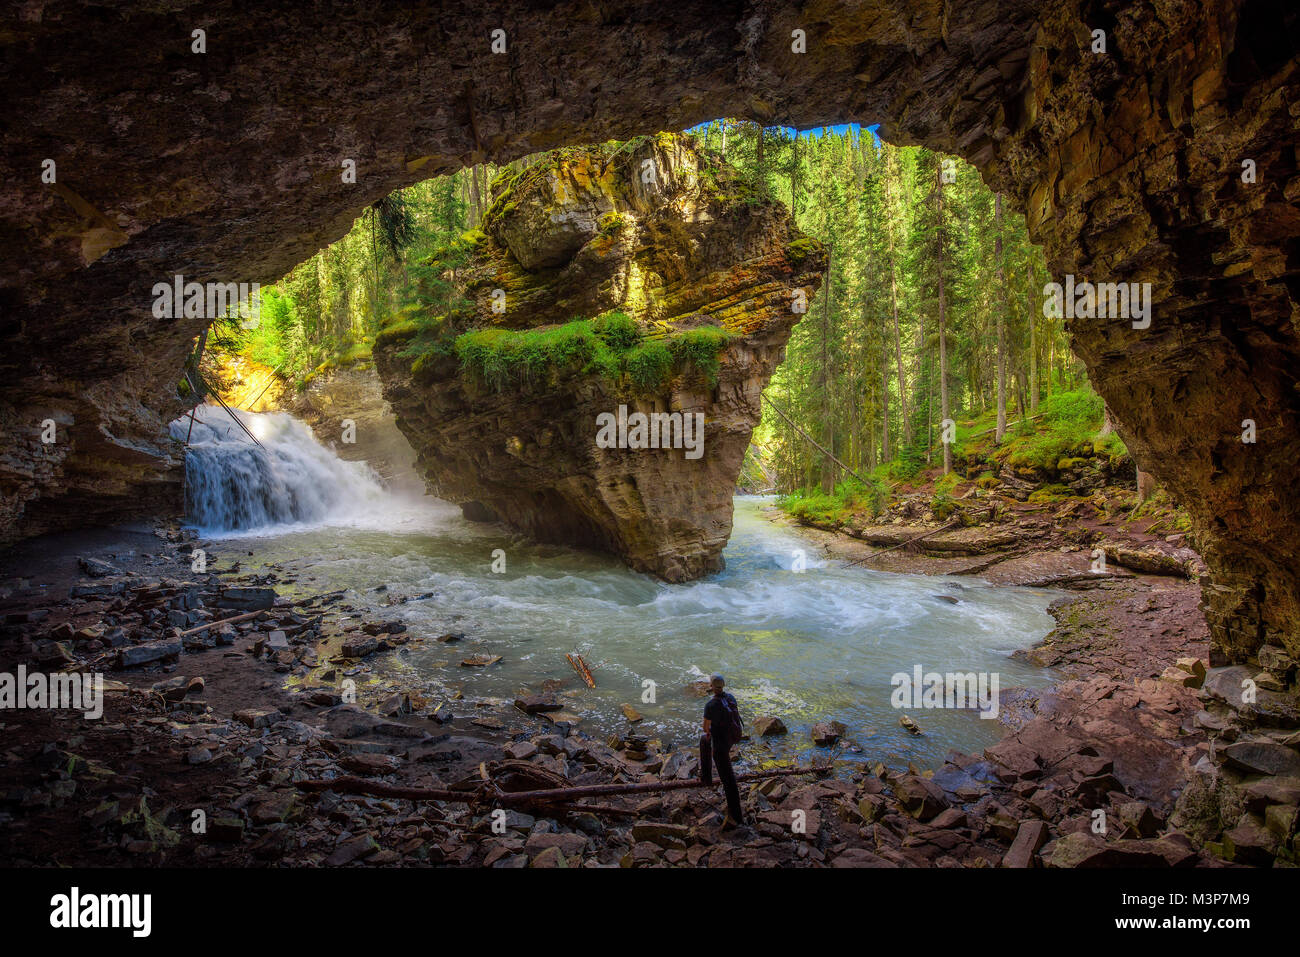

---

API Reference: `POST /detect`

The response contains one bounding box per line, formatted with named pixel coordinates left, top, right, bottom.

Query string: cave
left=4, top=0, right=1300, bottom=891
left=3, top=2, right=1299, bottom=664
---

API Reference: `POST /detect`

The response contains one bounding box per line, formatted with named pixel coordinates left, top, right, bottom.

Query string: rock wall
left=282, top=363, right=423, bottom=496
left=373, top=135, right=826, bottom=579
left=1, top=1, right=1297, bottom=660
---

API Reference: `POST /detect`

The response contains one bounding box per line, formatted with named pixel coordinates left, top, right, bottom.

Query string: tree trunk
left=1136, top=469, right=1156, bottom=505
left=936, top=164, right=952, bottom=476
left=468, top=165, right=482, bottom=227
left=880, top=335, right=891, bottom=464
left=820, top=244, right=835, bottom=494
left=884, top=156, right=911, bottom=446
left=994, top=193, right=1008, bottom=444
left=1028, top=260, right=1039, bottom=412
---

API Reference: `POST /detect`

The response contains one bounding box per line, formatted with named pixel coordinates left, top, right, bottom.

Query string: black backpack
left=721, top=692, right=743, bottom=741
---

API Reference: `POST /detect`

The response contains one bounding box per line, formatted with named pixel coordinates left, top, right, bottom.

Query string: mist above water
left=172, top=405, right=407, bottom=535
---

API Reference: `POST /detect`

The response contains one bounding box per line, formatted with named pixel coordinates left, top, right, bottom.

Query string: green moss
left=1027, top=484, right=1074, bottom=503
left=445, top=316, right=733, bottom=395
left=787, top=236, right=821, bottom=263
left=456, top=320, right=610, bottom=391
left=624, top=340, right=674, bottom=391
left=667, top=326, right=735, bottom=386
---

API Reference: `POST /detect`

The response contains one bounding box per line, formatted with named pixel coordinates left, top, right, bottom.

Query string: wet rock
left=208, top=817, right=244, bottom=843
left=1071, top=773, right=1126, bottom=805
left=514, top=695, right=560, bottom=715
left=339, top=753, right=399, bottom=775
left=753, top=716, right=787, bottom=736
left=1118, top=802, right=1162, bottom=838
left=215, top=587, right=277, bottom=611
left=983, top=740, right=1041, bottom=781
left=1254, top=671, right=1287, bottom=693
left=505, top=741, right=539, bottom=760
left=930, top=807, right=968, bottom=830
left=78, top=557, right=120, bottom=578
left=1258, top=645, right=1297, bottom=679
left=1159, top=666, right=1202, bottom=689
left=830, top=847, right=897, bottom=868
left=528, top=846, right=567, bottom=868
left=341, top=635, right=379, bottom=658
left=1242, top=776, right=1300, bottom=813
left=1046, top=833, right=1169, bottom=868
left=630, top=821, right=689, bottom=849
left=524, top=831, right=588, bottom=857
left=250, top=791, right=298, bottom=825
left=325, top=834, right=379, bottom=866
left=621, top=704, right=644, bottom=723
left=461, top=654, right=502, bottom=667
left=811, top=721, right=847, bottom=747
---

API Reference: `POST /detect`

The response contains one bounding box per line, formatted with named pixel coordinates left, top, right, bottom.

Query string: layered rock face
left=2, top=1, right=1298, bottom=659
left=373, top=136, right=825, bottom=579
left=282, top=364, right=423, bottom=496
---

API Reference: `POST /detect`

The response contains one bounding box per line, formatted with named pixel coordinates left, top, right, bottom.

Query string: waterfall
left=171, top=405, right=388, bottom=533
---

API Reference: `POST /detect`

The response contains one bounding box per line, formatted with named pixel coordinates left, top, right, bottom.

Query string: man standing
left=701, top=674, right=745, bottom=829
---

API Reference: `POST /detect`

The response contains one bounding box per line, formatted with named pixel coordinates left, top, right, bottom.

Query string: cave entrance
left=4, top=2, right=1298, bottom=662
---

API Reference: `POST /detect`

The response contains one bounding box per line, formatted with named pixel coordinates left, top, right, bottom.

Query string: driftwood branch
left=566, top=653, right=596, bottom=689
left=296, top=765, right=825, bottom=808
left=179, top=609, right=268, bottom=637
left=845, top=520, right=962, bottom=566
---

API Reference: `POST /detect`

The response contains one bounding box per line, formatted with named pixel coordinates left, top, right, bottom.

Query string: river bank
left=0, top=495, right=1295, bottom=867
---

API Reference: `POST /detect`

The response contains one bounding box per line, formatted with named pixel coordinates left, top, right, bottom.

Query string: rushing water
left=176, top=405, right=1059, bottom=767
left=172, top=405, right=390, bottom=534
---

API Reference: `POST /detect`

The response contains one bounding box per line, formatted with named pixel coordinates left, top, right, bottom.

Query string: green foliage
left=999, top=388, right=1107, bottom=470
left=779, top=477, right=890, bottom=525
left=592, top=310, right=640, bottom=350
left=456, top=320, right=608, bottom=390
left=667, top=326, right=735, bottom=385
left=450, top=316, right=733, bottom=394
left=877, top=445, right=926, bottom=482
left=624, top=340, right=674, bottom=391
left=1094, top=430, right=1128, bottom=464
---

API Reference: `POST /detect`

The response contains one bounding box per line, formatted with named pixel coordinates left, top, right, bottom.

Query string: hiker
left=700, top=673, right=746, bottom=829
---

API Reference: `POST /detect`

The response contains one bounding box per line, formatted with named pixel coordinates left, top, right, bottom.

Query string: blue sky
left=687, top=120, right=880, bottom=144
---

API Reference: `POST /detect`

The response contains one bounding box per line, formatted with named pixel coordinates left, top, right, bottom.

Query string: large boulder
left=373, top=135, right=824, bottom=580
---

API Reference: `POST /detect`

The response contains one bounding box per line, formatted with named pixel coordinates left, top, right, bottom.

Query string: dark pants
left=702, top=734, right=743, bottom=823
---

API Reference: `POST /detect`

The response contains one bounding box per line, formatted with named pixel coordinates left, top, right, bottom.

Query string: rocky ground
left=0, top=493, right=1297, bottom=868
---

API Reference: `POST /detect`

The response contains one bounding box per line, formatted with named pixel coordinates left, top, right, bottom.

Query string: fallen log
left=845, top=520, right=962, bottom=567
left=178, top=609, right=268, bottom=637
left=296, top=765, right=825, bottom=807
